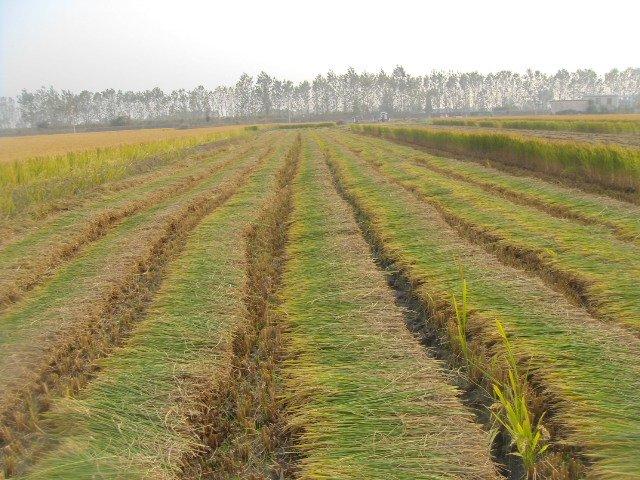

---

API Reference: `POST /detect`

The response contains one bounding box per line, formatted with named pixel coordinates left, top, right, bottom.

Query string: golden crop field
left=1, top=122, right=640, bottom=480
left=0, top=125, right=246, bottom=164
left=0, top=125, right=250, bottom=218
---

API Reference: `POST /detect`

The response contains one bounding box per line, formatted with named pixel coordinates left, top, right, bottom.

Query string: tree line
left=1, top=67, right=639, bottom=129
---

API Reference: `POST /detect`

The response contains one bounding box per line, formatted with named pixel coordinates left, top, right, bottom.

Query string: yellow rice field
left=0, top=125, right=245, bottom=164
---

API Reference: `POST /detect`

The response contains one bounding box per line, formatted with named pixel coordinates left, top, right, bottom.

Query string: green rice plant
left=491, top=321, right=549, bottom=480
left=452, top=274, right=548, bottom=477
left=352, top=124, right=640, bottom=200
left=452, top=274, right=471, bottom=365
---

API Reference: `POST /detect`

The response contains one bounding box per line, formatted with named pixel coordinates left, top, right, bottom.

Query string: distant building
left=584, top=94, right=620, bottom=112
left=549, top=95, right=620, bottom=114
left=549, top=99, right=590, bottom=114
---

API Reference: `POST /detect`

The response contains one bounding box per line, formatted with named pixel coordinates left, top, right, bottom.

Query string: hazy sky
left=1, top=0, right=638, bottom=96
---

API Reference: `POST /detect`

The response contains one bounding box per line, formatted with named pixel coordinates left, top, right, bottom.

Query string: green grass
left=0, top=128, right=249, bottom=217
left=317, top=130, right=640, bottom=479
left=17, top=135, right=289, bottom=479
left=352, top=124, right=640, bottom=200
left=432, top=118, right=640, bottom=134
left=329, top=130, right=640, bottom=334
left=279, top=137, right=495, bottom=479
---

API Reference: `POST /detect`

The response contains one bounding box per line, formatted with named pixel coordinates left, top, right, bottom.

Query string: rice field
left=1, top=123, right=639, bottom=479
left=0, top=126, right=251, bottom=164
left=432, top=115, right=640, bottom=134
left=355, top=124, right=640, bottom=202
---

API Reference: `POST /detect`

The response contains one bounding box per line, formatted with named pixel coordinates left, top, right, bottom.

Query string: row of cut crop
left=277, top=136, right=497, bottom=479
left=345, top=131, right=640, bottom=244
left=0, top=133, right=289, bottom=477
left=318, top=130, right=640, bottom=479
left=183, top=134, right=302, bottom=478
left=352, top=124, right=640, bottom=202
left=0, top=126, right=251, bottom=217
left=8, top=134, right=292, bottom=479
left=0, top=135, right=264, bottom=252
left=0, top=138, right=274, bottom=313
left=330, top=130, right=640, bottom=335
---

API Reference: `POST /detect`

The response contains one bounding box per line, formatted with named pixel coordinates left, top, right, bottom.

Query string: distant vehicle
left=379, top=111, right=389, bottom=122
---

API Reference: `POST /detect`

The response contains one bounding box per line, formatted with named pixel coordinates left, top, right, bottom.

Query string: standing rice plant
left=432, top=117, right=640, bottom=134
left=453, top=276, right=549, bottom=478
left=491, top=320, right=549, bottom=479
left=452, top=274, right=471, bottom=365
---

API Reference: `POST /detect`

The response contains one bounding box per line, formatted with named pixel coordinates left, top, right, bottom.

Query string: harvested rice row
left=0, top=132, right=289, bottom=477
left=0, top=133, right=258, bottom=254
left=353, top=124, right=640, bottom=204
left=278, top=136, right=496, bottom=479
left=328, top=130, right=640, bottom=335
left=316, top=130, right=640, bottom=479
left=0, top=135, right=281, bottom=381
left=0, top=137, right=274, bottom=313
left=14, top=132, right=291, bottom=480
left=342, top=130, right=640, bottom=245
left=182, top=134, right=302, bottom=478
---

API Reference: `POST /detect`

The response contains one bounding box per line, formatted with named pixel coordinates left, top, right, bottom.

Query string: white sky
left=1, top=0, right=638, bottom=96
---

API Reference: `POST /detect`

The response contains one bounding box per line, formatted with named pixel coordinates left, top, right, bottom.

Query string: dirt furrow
left=182, top=136, right=302, bottom=479
left=0, top=143, right=276, bottom=478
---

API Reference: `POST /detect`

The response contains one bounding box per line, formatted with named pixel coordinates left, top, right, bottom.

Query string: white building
left=549, top=99, right=590, bottom=114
